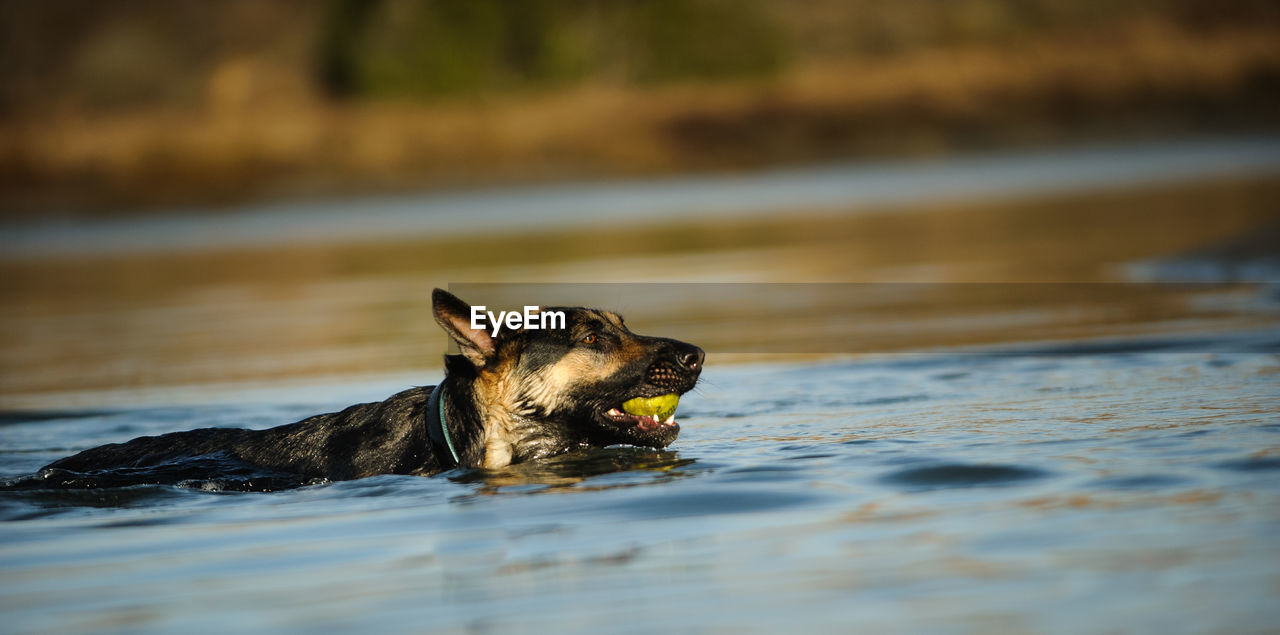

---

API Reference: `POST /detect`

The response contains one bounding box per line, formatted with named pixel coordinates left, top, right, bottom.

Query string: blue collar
left=426, top=381, right=460, bottom=469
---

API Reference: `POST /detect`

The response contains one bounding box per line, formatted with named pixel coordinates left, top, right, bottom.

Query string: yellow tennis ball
left=621, top=394, right=680, bottom=420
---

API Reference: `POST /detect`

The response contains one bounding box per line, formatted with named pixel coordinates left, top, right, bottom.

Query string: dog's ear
left=432, top=288, right=495, bottom=366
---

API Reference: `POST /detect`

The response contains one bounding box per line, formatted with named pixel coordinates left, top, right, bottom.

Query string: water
left=2, top=138, right=1279, bottom=632
left=2, top=336, right=1278, bottom=633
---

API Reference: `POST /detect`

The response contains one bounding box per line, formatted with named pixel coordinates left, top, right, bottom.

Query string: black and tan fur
left=32, top=290, right=703, bottom=488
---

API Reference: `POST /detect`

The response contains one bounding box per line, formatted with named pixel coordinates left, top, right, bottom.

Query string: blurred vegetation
left=0, top=0, right=1278, bottom=213
left=320, top=0, right=787, bottom=98
left=3, top=0, right=1277, bottom=111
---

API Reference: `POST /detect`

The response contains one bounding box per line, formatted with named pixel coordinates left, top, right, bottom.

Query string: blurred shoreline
left=3, top=134, right=1278, bottom=260
left=4, top=18, right=1278, bottom=217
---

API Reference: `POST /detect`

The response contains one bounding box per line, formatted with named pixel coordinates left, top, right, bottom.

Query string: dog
left=33, top=289, right=704, bottom=486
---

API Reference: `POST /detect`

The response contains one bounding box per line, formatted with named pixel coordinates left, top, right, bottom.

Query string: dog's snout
left=677, top=344, right=705, bottom=372
left=644, top=339, right=705, bottom=392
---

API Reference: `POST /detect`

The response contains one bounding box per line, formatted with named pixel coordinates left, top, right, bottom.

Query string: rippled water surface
left=3, top=333, right=1279, bottom=633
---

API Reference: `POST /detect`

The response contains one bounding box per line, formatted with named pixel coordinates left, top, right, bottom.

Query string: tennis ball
left=622, top=394, right=680, bottom=421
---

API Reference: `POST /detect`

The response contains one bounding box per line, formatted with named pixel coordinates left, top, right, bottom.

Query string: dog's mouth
left=597, top=393, right=681, bottom=445
left=602, top=407, right=678, bottom=433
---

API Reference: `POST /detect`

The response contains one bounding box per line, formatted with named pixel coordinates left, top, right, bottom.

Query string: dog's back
left=40, top=387, right=440, bottom=485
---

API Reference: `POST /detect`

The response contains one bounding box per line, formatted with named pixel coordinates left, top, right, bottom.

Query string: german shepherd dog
left=32, top=290, right=704, bottom=487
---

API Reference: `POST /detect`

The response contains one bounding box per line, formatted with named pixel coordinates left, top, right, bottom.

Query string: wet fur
left=32, top=290, right=703, bottom=487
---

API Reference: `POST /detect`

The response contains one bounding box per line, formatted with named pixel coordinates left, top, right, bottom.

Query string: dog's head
left=432, top=289, right=703, bottom=451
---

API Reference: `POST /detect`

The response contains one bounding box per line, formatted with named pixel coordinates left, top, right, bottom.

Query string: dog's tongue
left=621, top=394, right=679, bottom=421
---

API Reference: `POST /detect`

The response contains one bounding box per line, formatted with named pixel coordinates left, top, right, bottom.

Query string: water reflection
left=450, top=447, right=697, bottom=497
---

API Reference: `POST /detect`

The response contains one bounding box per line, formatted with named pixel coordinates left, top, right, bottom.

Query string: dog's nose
left=678, top=345, right=705, bottom=372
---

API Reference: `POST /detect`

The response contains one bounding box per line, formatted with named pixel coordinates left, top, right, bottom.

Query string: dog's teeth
left=663, top=414, right=675, bottom=424
left=607, top=408, right=622, bottom=416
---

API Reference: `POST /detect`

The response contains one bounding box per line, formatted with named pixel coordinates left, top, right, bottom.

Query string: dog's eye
left=580, top=334, right=597, bottom=345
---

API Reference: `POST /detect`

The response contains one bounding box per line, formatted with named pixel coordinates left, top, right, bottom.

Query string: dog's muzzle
left=647, top=342, right=704, bottom=393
